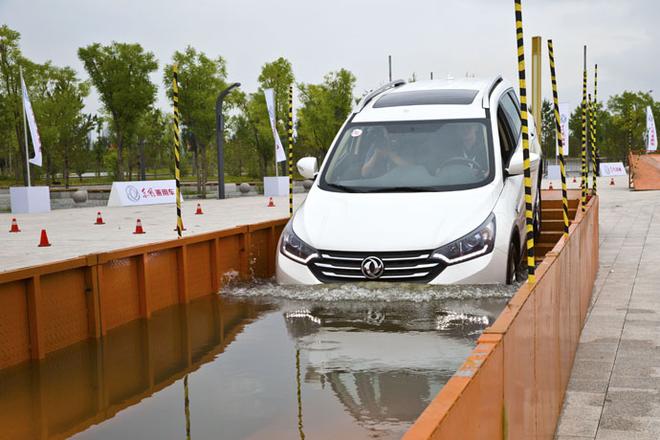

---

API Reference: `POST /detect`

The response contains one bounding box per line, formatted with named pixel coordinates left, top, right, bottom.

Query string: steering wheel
left=435, top=157, right=482, bottom=175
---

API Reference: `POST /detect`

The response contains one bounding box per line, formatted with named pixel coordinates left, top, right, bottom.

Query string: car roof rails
left=353, top=79, right=406, bottom=114
left=482, top=75, right=503, bottom=109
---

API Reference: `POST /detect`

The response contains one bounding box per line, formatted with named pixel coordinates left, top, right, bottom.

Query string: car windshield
left=320, top=119, right=493, bottom=192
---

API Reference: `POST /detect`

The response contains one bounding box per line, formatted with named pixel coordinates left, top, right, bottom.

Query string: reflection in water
left=281, top=299, right=504, bottom=437
left=184, top=375, right=191, bottom=440
left=0, top=289, right=508, bottom=440
left=0, top=296, right=272, bottom=440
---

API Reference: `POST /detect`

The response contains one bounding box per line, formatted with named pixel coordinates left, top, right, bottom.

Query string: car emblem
left=361, top=256, right=385, bottom=279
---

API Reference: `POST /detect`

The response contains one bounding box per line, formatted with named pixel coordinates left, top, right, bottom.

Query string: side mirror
left=297, top=157, right=318, bottom=180
left=506, top=150, right=540, bottom=176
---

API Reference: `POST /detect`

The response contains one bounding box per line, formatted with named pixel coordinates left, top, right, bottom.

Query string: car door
left=497, top=92, right=526, bottom=255
left=503, top=91, right=541, bottom=208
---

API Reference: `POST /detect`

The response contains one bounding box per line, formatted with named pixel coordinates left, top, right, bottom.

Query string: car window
left=500, top=92, right=521, bottom=141
left=320, top=119, right=494, bottom=192
left=497, top=107, right=515, bottom=170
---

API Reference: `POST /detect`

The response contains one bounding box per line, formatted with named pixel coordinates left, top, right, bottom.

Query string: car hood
left=293, top=185, right=500, bottom=252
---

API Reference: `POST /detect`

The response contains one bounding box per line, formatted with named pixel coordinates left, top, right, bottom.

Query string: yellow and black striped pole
left=589, top=93, right=597, bottom=193
left=593, top=64, right=599, bottom=181
left=548, top=40, right=570, bottom=238
left=580, top=47, right=588, bottom=211
left=172, top=65, right=183, bottom=237
left=288, top=85, right=294, bottom=218
left=514, top=0, right=535, bottom=283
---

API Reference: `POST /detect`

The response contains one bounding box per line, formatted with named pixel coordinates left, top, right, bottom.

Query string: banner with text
left=21, top=72, right=42, bottom=167
left=556, top=102, right=570, bottom=157
left=647, top=105, right=657, bottom=152
left=107, top=180, right=179, bottom=207
left=599, top=162, right=627, bottom=177
left=264, top=88, right=287, bottom=163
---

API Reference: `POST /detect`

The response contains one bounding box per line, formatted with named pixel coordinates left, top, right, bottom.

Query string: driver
left=433, top=124, right=488, bottom=177
left=457, top=124, right=487, bottom=171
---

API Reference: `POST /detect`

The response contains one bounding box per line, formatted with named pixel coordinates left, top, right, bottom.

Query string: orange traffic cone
left=9, top=218, right=20, bottom=233
left=548, top=181, right=554, bottom=190
left=267, top=197, right=275, bottom=207
left=133, top=219, right=145, bottom=234
left=94, top=211, right=105, bottom=225
left=38, top=229, right=51, bottom=247
left=572, top=176, right=577, bottom=183
left=610, top=177, right=615, bottom=186
left=195, top=203, right=203, bottom=215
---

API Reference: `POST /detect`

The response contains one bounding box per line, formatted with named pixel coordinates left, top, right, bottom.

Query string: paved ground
left=556, top=175, right=660, bottom=439
left=0, top=195, right=302, bottom=273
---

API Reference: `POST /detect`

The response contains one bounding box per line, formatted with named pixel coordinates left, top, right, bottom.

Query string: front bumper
left=275, top=246, right=508, bottom=285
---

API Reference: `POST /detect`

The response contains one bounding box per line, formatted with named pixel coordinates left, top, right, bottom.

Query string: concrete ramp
left=630, top=151, right=660, bottom=190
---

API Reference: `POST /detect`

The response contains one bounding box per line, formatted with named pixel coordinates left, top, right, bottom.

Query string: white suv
left=277, top=77, right=542, bottom=285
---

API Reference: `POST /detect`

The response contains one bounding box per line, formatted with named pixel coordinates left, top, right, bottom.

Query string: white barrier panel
left=547, top=165, right=561, bottom=180
left=263, top=176, right=289, bottom=197
left=108, top=180, right=179, bottom=207
left=599, top=162, right=627, bottom=177
left=10, top=186, right=51, bottom=214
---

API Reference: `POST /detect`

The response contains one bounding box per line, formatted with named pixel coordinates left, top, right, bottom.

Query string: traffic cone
left=38, top=229, right=51, bottom=247
left=548, top=181, right=554, bottom=190
left=195, top=203, right=203, bottom=215
left=133, top=219, right=145, bottom=234
left=9, top=218, right=20, bottom=233
left=610, top=177, right=615, bottom=186
left=174, top=222, right=187, bottom=231
left=572, top=176, right=577, bottom=183
left=94, top=211, right=105, bottom=225
left=267, top=197, right=275, bottom=207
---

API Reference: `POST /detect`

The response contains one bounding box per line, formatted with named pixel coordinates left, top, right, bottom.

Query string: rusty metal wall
left=0, top=219, right=287, bottom=370
left=404, top=195, right=599, bottom=440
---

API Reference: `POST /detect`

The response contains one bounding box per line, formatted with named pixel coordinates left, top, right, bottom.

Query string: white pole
left=20, top=67, right=31, bottom=187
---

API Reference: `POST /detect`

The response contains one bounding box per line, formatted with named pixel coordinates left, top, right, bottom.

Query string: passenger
left=360, top=129, right=412, bottom=178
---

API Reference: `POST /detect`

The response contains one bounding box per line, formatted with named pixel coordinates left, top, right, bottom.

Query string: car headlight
left=280, top=221, right=318, bottom=264
left=432, top=213, right=496, bottom=264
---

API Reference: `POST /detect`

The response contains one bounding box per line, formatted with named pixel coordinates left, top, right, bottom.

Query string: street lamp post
left=216, top=82, right=241, bottom=199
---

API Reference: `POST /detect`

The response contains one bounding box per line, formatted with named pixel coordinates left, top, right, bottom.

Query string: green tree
left=540, top=99, right=556, bottom=161
left=297, top=68, right=356, bottom=159
left=36, top=66, right=92, bottom=187
left=78, top=42, right=158, bottom=180
left=164, top=46, right=229, bottom=197
left=0, top=25, right=47, bottom=184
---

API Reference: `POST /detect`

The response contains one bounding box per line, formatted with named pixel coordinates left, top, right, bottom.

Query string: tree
left=232, top=58, right=294, bottom=176
left=0, top=25, right=46, bottom=185
left=297, top=69, right=356, bottom=159
left=78, top=42, right=157, bottom=180
left=540, top=99, right=556, bottom=161
left=36, top=66, right=92, bottom=187
left=164, top=47, right=229, bottom=197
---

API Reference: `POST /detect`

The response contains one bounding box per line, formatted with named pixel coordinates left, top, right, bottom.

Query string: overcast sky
left=2, top=0, right=658, bottom=117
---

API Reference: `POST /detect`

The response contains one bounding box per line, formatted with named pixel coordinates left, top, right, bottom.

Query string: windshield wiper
left=324, top=183, right=365, bottom=193
left=363, top=186, right=439, bottom=193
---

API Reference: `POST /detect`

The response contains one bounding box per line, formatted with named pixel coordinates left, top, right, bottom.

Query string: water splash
left=222, top=280, right=518, bottom=303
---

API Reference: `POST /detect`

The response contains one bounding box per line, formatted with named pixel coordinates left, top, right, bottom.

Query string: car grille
left=308, top=250, right=446, bottom=283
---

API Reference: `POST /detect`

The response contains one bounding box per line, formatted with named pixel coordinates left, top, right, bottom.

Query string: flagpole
left=20, top=67, right=31, bottom=187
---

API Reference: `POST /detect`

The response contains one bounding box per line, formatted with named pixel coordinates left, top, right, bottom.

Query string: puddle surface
left=0, top=284, right=514, bottom=440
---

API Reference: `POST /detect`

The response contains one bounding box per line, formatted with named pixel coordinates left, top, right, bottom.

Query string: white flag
left=556, top=102, right=570, bottom=157
left=264, top=88, right=287, bottom=163
left=21, top=72, right=42, bottom=167
left=646, top=106, right=657, bottom=152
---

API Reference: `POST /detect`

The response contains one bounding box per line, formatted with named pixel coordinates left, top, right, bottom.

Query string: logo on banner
left=125, top=185, right=140, bottom=202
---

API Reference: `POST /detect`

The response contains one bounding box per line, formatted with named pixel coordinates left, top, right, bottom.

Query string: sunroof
left=373, top=89, right=479, bottom=108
